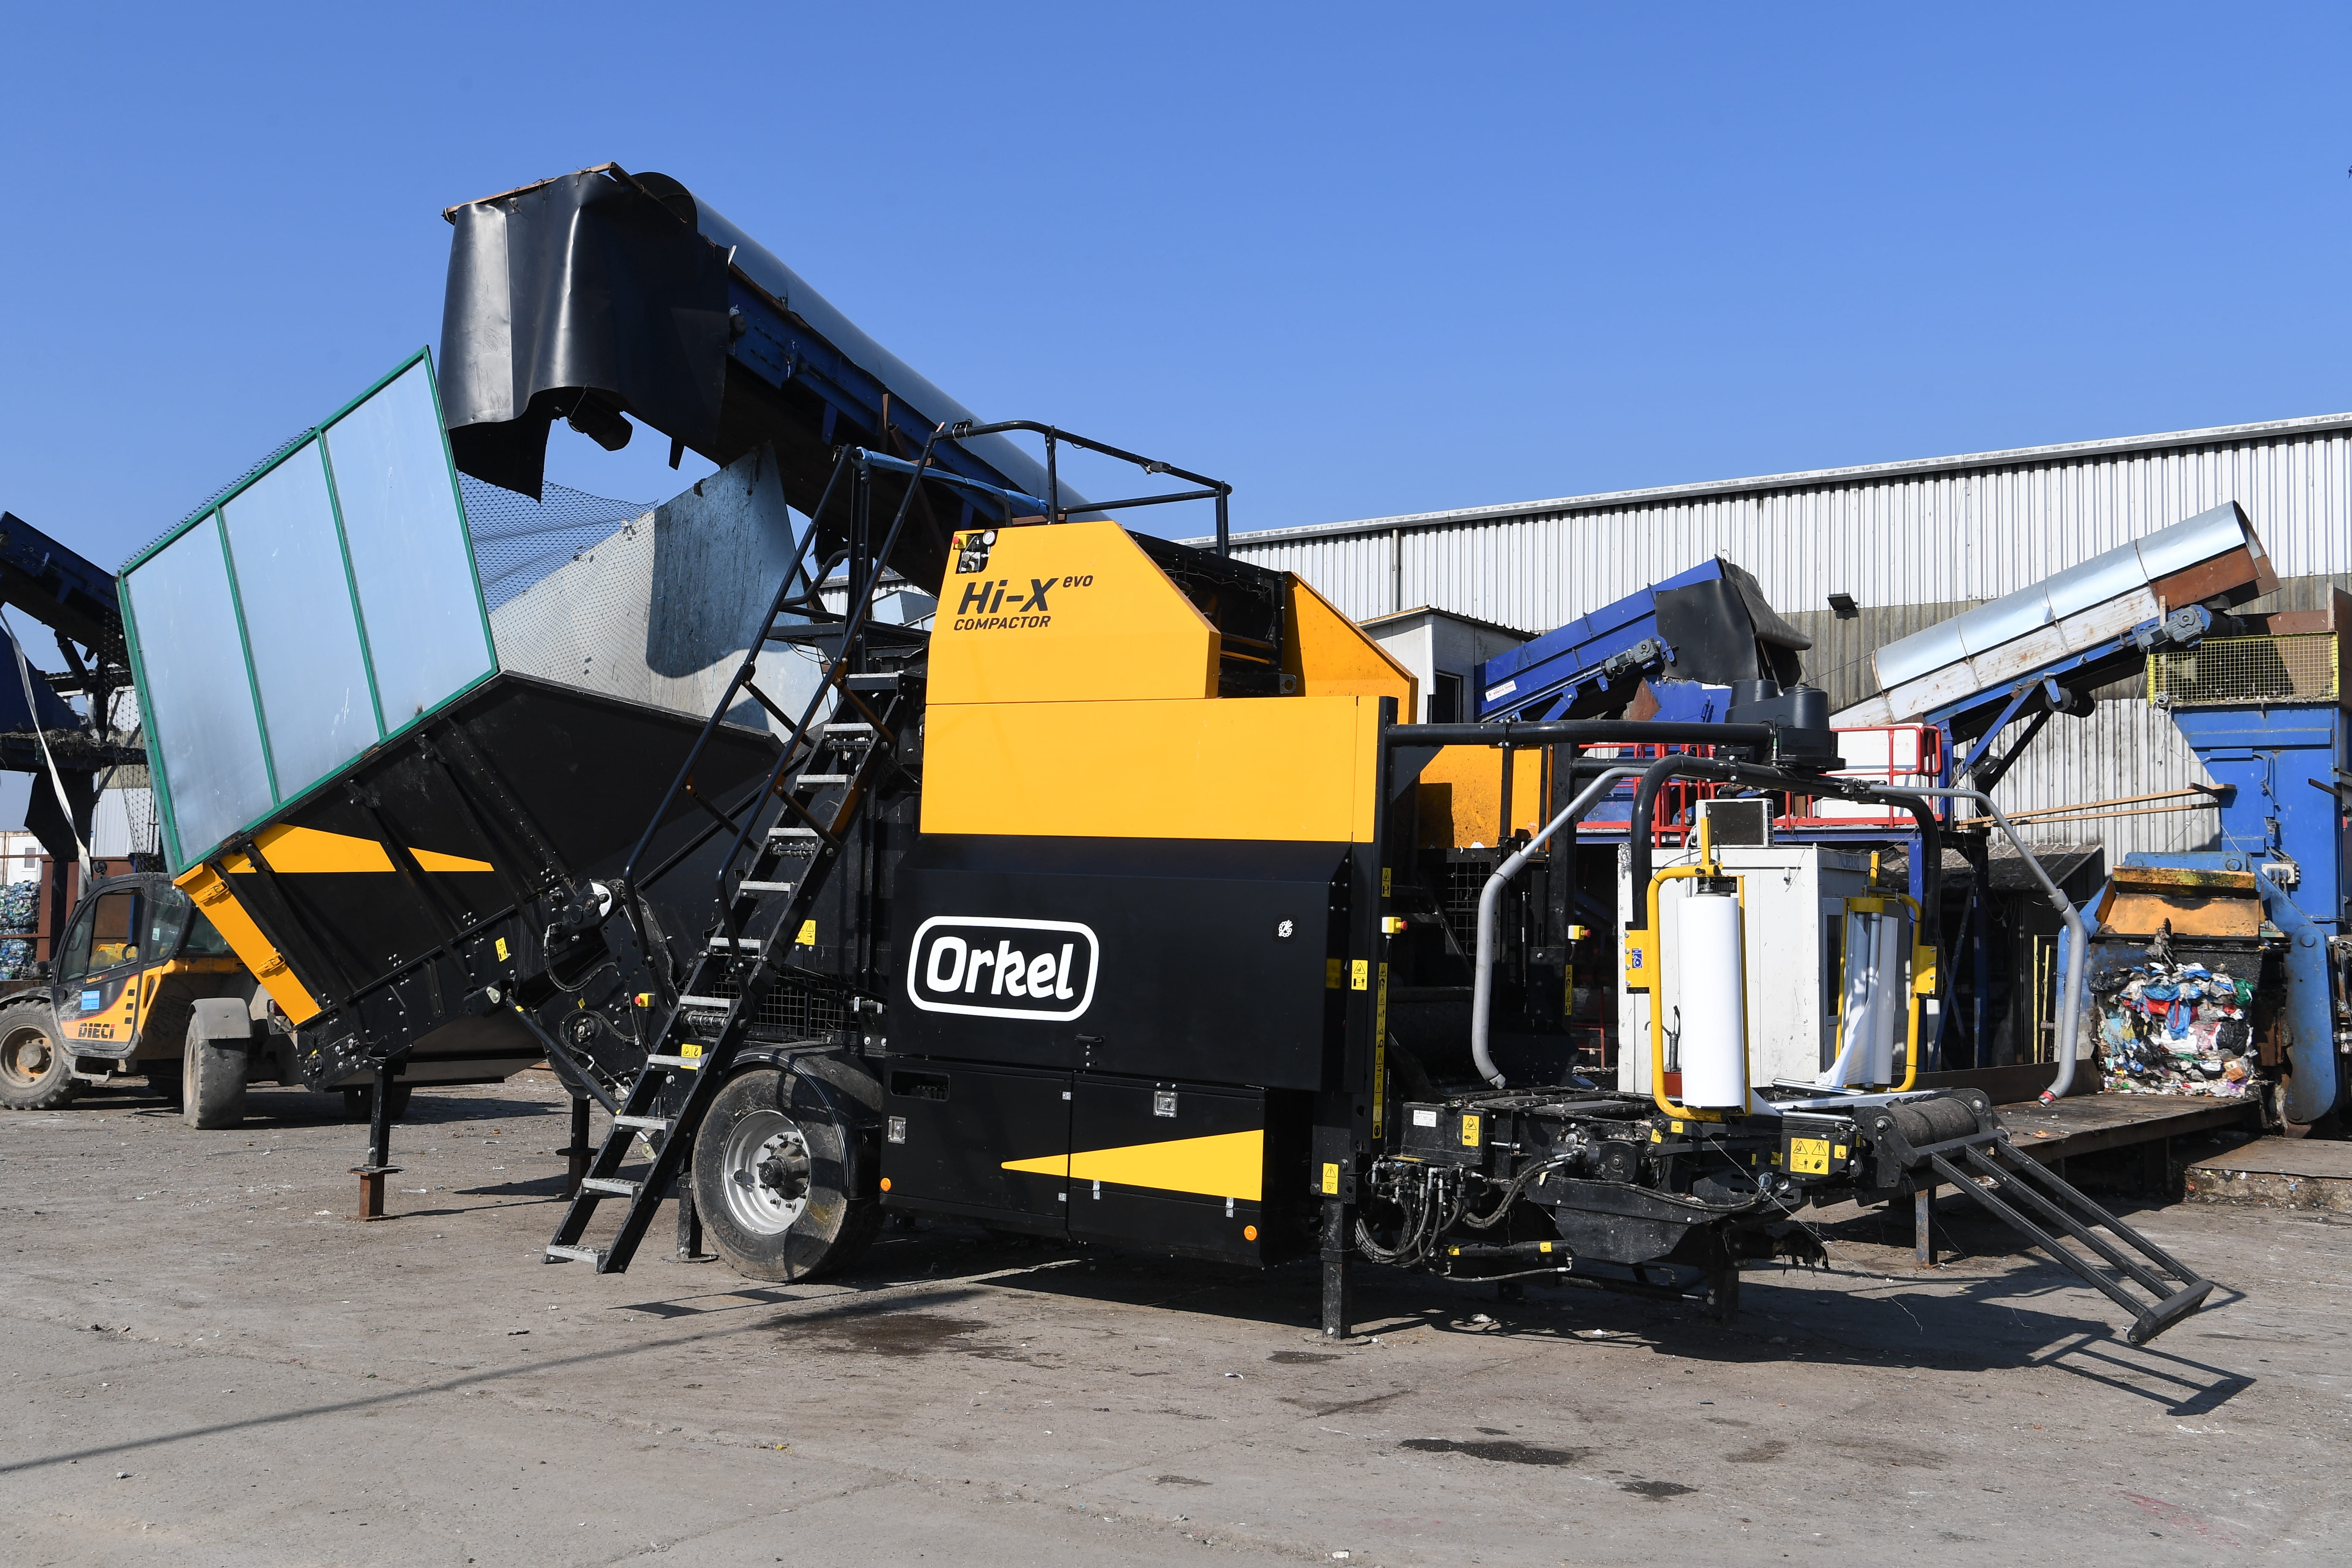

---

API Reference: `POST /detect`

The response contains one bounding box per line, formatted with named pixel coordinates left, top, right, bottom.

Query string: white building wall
left=1216, top=414, right=2352, bottom=860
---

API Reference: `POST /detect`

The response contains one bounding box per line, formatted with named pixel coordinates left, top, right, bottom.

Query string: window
left=141, top=885, right=233, bottom=959
left=57, top=904, right=95, bottom=982
left=1430, top=671, right=1463, bottom=724
left=86, top=890, right=142, bottom=972
left=184, top=912, right=236, bottom=958
left=61, top=888, right=142, bottom=980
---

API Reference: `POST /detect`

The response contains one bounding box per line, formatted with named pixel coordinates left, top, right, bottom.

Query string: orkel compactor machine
left=120, top=164, right=2220, bottom=1346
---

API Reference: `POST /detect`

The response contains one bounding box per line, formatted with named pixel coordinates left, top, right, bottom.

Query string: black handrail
left=943, top=417, right=1233, bottom=554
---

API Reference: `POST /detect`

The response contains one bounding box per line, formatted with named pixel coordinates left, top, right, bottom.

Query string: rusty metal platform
left=1996, top=1091, right=2261, bottom=1165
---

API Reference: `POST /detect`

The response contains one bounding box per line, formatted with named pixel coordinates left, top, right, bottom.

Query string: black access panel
left=890, top=835, right=1347, bottom=1090
left=1066, top=1075, right=1311, bottom=1266
left=880, top=1061, right=1071, bottom=1235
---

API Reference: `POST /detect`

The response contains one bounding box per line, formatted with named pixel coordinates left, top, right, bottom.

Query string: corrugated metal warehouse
left=1211, top=412, right=2352, bottom=858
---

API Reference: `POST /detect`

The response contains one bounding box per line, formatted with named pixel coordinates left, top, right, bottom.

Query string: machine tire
left=183, top=1002, right=252, bottom=1130
left=694, top=1061, right=879, bottom=1283
left=0, top=1002, right=76, bottom=1111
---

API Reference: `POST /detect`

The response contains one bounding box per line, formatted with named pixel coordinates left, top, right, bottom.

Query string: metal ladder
left=1930, top=1138, right=2215, bottom=1345
left=542, top=434, right=946, bottom=1275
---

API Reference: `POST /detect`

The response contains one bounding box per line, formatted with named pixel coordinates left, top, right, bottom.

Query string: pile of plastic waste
left=0, top=880, right=36, bottom=980
left=2090, top=958, right=2256, bottom=1096
left=0, top=878, right=35, bottom=934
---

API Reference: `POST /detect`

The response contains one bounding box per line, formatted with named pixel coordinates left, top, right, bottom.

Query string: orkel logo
left=907, top=916, right=1097, bottom=1021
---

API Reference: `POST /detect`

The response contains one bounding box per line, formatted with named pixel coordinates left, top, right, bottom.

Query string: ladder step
left=739, top=879, right=797, bottom=894
left=580, top=1176, right=639, bottom=1197
left=706, top=936, right=761, bottom=950
left=677, top=994, right=733, bottom=1008
left=612, top=1114, right=671, bottom=1131
left=794, top=773, right=851, bottom=785
left=544, top=1244, right=606, bottom=1266
left=821, top=721, right=874, bottom=734
left=647, top=1054, right=701, bottom=1070
left=770, top=827, right=821, bottom=839
left=843, top=672, right=900, bottom=691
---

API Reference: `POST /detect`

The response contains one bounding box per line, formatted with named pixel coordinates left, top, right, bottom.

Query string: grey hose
left=1868, top=785, right=2089, bottom=1100
left=1471, top=767, right=1643, bottom=1087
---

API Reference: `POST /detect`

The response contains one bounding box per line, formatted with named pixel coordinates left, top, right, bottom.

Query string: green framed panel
left=123, top=348, right=502, bottom=872
left=121, top=516, right=274, bottom=865
left=321, top=359, right=494, bottom=730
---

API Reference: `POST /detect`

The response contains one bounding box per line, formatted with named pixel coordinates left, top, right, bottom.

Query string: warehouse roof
left=1197, top=411, right=2352, bottom=550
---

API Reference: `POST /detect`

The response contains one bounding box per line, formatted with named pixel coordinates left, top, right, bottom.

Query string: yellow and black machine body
left=166, top=675, right=781, bottom=1106
left=514, top=429, right=2215, bottom=1345
left=877, top=517, right=1395, bottom=1271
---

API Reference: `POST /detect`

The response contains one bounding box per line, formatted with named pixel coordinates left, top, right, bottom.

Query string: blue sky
left=3, top=3, right=2347, bottom=570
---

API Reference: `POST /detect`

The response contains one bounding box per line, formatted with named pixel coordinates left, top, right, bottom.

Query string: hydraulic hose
left=1470, top=767, right=1642, bottom=1087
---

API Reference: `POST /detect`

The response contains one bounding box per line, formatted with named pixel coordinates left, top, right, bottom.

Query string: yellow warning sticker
left=494, top=937, right=509, bottom=961
left=681, top=1042, right=705, bottom=1060
left=1321, top=1161, right=1341, bottom=1195
left=1789, top=1136, right=1832, bottom=1176
left=1460, top=1114, right=1481, bottom=1148
left=797, top=920, right=817, bottom=946
left=1326, top=958, right=1343, bottom=990
left=1350, top=959, right=1369, bottom=991
left=1381, top=867, right=1392, bottom=897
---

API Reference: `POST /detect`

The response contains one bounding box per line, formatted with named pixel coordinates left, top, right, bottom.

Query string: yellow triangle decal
left=1001, top=1130, right=1263, bottom=1201
left=220, top=823, right=492, bottom=874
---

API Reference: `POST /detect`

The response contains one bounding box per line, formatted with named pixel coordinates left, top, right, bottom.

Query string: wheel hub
left=719, top=1109, right=814, bottom=1235
left=3, top=1028, right=54, bottom=1086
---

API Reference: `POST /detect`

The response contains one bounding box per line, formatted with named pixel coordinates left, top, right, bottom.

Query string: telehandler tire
left=183, top=1001, right=251, bottom=1129
left=694, top=1061, right=880, bottom=1283
left=0, top=1001, right=76, bottom=1111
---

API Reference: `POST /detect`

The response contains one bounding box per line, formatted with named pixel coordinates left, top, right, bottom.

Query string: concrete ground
left=3, top=1072, right=2347, bottom=1567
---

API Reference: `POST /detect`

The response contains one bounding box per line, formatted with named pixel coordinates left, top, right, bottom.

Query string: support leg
left=564, top=1094, right=592, bottom=1198
left=675, top=1168, right=706, bottom=1262
left=1914, top=1180, right=1937, bottom=1269
left=1705, top=1264, right=1741, bottom=1322
left=351, top=1064, right=401, bottom=1222
left=1320, top=1196, right=1354, bottom=1339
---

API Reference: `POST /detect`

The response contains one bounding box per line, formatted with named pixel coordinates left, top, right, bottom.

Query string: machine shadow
left=956, top=1233, right=2249, bottom=1399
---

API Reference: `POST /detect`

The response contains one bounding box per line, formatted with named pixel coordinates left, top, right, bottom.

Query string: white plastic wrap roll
left=1828, top=911, right=1882, bottom=1089
left=1676, top=888, right=1748, bottom=1107
left=1868, top=912, right=1906, bottom=1084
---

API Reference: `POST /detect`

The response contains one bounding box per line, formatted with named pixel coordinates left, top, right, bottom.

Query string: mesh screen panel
left=2148, top=634, right=2338, bottom=708
left=457, top=475, right=654, bottom=612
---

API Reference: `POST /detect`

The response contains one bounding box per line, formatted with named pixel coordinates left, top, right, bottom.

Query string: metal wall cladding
left=1224, top=417, right=2352, bottom=866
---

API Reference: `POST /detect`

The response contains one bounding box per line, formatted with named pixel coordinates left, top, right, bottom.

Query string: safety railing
left=1568, top=726, right=1942, bottom=843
